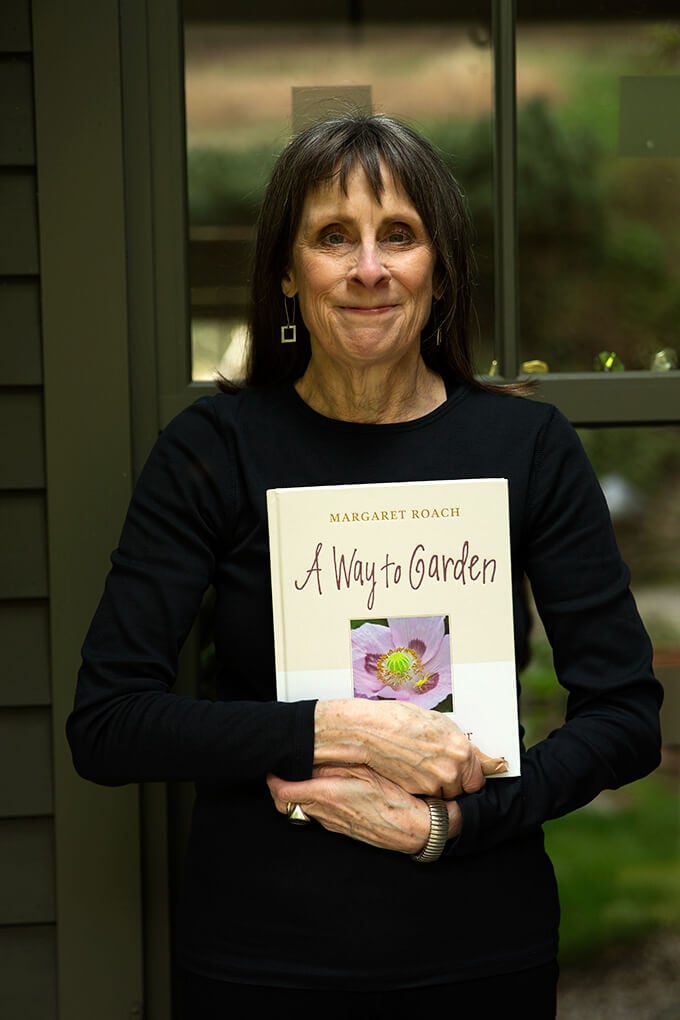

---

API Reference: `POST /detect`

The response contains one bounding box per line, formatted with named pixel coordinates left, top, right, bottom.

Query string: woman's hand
left=313, top=699, right=507, bottom=801
left=268, top=764, right=463, bottom=854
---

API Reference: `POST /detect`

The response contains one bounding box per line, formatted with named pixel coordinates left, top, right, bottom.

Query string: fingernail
left=494, top=758, right=508, bottom=773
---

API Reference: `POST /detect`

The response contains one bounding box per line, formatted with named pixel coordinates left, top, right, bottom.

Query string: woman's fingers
left=266, top=772, right=315, bottom=817
left=475, top=746, right=509, bottom=776
left=268, top=766, right=433, bottom=854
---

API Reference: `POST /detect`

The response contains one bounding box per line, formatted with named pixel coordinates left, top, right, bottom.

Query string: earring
left=281, top=295, right=297, bottom=343
left=431, top=298, right=442, bottom=347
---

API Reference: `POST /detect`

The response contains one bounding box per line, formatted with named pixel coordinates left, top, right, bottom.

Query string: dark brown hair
left=219, top=113, right=527, bottom=395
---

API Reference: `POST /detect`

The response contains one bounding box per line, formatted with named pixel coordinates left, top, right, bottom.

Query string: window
left=181, top=3, right=679, bottom=427
left=516, top=15, right=680, bottom=377
left=182, top=6, right=495, bottom=383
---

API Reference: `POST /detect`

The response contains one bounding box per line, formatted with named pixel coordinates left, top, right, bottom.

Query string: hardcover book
left=266, top=478, right=520, bottom=777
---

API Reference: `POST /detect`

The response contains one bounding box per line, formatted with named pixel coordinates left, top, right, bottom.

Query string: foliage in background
left=575, top=425, right=680, bottom=585
left=427, top=99, right=679, bottom=372
left=519, top=632, right=678, bottom=967
left=188, top=143, right=276, bottom=225
left=579, top=426, right=679, bottom=496
left=545, top=772, right=679, bottom=965
left=428, top=97, right=606, bottom=246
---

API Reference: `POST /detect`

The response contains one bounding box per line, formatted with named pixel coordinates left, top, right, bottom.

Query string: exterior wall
left=1, top=2, right=146, bottom=1017
left=0, top=2, right=57, bottom=1016
left=0, top=3, right=179, bottom=1015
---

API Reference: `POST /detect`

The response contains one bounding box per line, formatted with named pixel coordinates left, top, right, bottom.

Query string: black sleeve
left=66, top=397, right=315, bottom=786
left=448, top=407, right=663, bottom=855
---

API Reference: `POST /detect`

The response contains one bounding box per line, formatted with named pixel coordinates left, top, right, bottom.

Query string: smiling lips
left=341, top=304, right=397, bottom=314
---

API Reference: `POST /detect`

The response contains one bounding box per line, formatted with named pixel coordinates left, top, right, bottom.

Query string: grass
left=545, top=771, right=680, bottom=965
left=521, top=623, right=680, bottom=966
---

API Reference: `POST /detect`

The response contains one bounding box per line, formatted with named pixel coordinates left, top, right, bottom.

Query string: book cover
left=266, top=478, right=520, bottom=777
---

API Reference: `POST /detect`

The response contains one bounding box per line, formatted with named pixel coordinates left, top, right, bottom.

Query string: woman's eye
left=385, top=229, right=410, bottom=244
left=323, top=232, right=347, bottom=246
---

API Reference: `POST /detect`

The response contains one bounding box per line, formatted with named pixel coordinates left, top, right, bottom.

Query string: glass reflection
left=516, top=15, right=680, bottom=373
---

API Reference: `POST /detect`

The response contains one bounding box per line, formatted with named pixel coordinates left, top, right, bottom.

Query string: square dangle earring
left=281, top=295, right=297, bottom=343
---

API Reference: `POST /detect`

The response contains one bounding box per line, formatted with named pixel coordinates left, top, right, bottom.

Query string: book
left=266, top=478, right=520, bottom=777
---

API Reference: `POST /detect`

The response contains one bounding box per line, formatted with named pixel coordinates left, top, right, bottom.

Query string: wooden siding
left=0, top=57, right=35, bottom=164
left=0, top=3, right=57, bottom=1015
left=0, top=818, right=55, bottom=922
left=0, top=282, right=42, bottom=384
left=0, top=926, right=57, bottom=1020
left=0, top=172, right=39, bottom=274
left=0, top=710, right=54, bottom=817
left=0, top=601, right=51, bottom=706
left=32, top=1, right=145, bottom=1015
left=0, top=0, right=32, bottom=54
left=0, top=390, right=45, bottom=488
left=0, top=494, right=48, bottom=599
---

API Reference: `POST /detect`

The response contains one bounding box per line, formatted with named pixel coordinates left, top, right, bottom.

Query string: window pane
left=183, top=13, right=494, bottom=383
left=516, top=12, right=680, bottom=375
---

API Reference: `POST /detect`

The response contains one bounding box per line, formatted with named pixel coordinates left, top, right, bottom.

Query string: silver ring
left=286, top=801, right=311, bottom=825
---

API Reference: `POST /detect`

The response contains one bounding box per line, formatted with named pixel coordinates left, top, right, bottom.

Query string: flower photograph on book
left=350, top=615, right=453, bottom=713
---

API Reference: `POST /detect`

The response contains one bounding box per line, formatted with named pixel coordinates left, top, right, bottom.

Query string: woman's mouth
left=341, top=304, right=396, bottom=314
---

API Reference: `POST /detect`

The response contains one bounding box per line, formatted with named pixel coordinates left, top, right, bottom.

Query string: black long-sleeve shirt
left=67, top=381, right=663, bottom=988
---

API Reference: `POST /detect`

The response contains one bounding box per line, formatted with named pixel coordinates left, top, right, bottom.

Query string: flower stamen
left=375, top=646, right=436, bottom=694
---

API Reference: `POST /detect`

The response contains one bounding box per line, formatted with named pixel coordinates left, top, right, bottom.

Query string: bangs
left=303, top=138, right=388, bottom=205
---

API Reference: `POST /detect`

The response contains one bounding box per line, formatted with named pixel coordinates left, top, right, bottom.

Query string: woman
left=67, top=114, right=663, bottom=1017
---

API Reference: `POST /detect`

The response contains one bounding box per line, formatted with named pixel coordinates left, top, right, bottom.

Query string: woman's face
left=282, top=164, right=438, bottom=375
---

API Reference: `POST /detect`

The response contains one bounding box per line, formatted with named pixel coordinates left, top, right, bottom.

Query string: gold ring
left=286, top=801, right=311, bottom=825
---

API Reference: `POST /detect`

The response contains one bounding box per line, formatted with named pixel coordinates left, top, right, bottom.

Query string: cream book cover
left=266, top=478, right=520, bottom=777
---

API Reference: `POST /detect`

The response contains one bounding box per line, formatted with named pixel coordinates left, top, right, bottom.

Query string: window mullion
left=492, top=0, right=519, bottom=380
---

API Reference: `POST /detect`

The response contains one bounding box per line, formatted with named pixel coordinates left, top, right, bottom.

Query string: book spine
left=266, top=490, right=288, bottom=700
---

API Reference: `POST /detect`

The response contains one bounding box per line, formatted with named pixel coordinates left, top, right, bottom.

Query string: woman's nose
left=350, top=241, right=390, bottom=286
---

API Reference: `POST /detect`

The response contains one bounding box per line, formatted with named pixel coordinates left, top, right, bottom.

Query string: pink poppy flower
left=350, top=616, right=452, bottom=711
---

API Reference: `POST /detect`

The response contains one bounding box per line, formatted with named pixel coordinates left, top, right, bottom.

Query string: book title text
left=294, top=539, right=498, bottom=610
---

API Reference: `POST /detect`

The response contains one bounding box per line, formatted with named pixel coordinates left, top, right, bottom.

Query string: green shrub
left=424, top=97, right=606, bottom=246
left=187, top=144, right=276, bottom=225
left=545, top=772, right=680, bottom=964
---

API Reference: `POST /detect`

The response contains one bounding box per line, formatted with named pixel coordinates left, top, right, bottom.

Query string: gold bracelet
left=411, top=797, right=449, bottom=864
